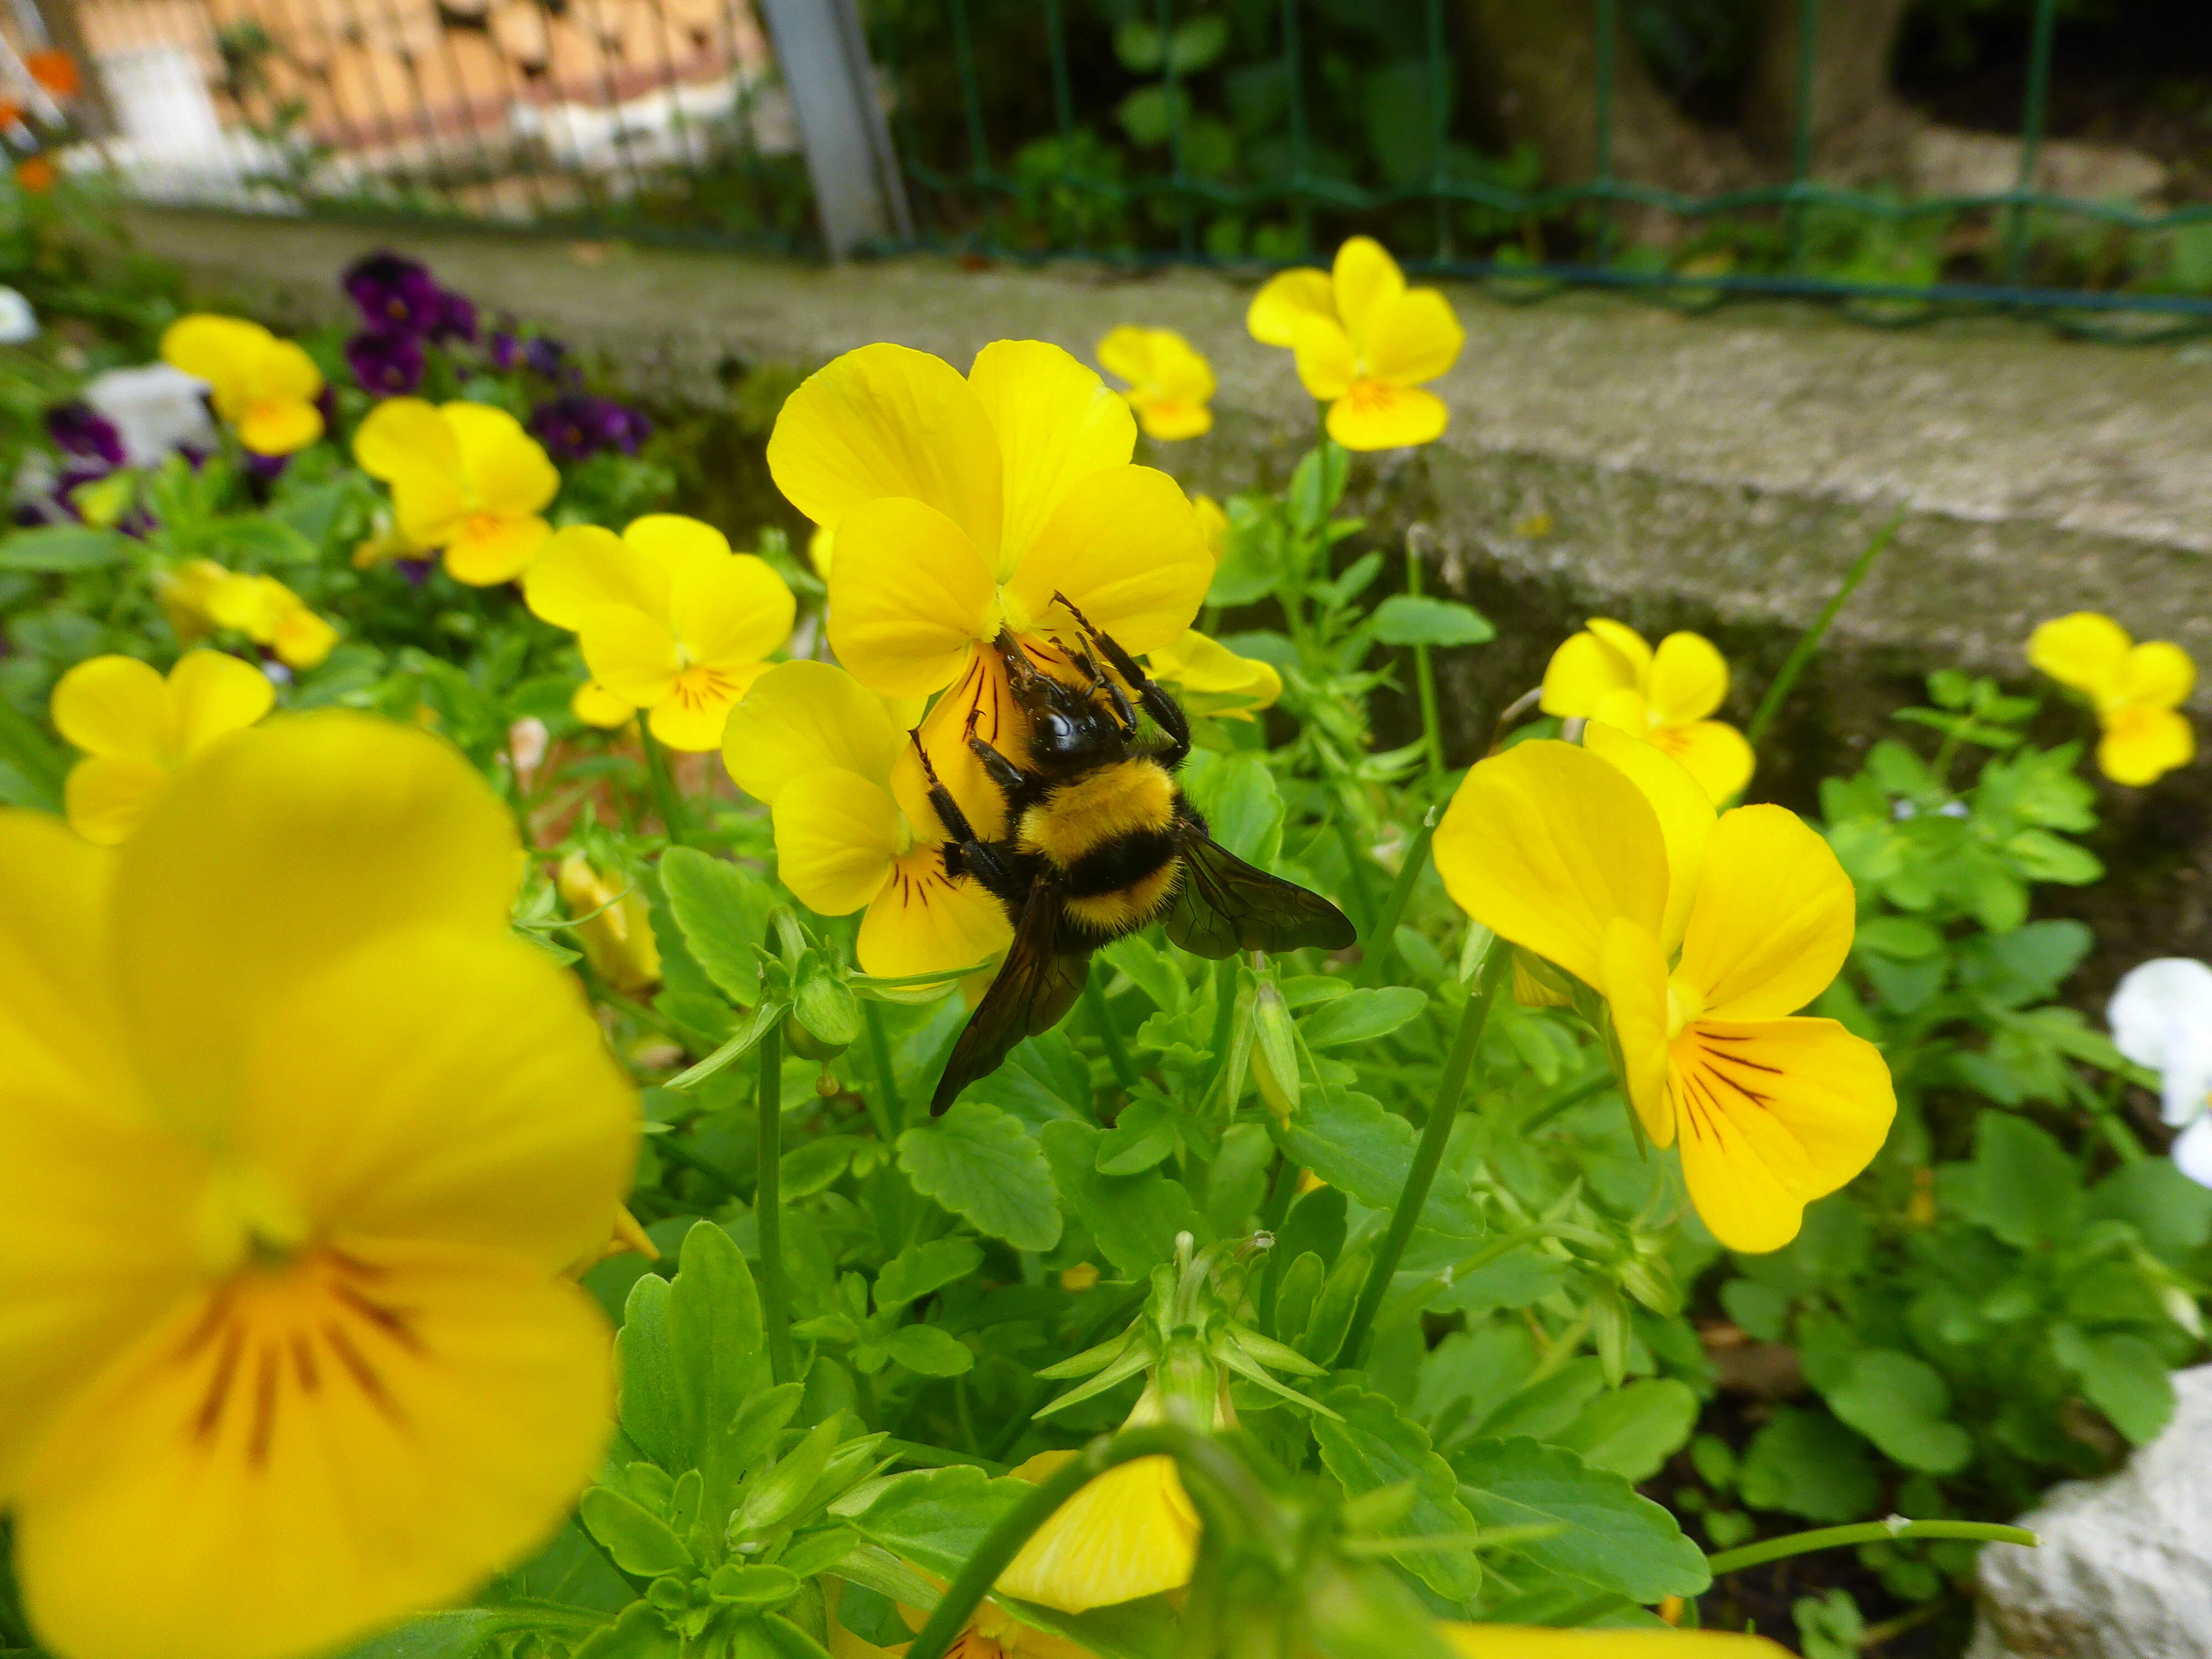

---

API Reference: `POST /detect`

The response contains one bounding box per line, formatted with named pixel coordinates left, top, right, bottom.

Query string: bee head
left=1005, top=654, right=1124, bottom=774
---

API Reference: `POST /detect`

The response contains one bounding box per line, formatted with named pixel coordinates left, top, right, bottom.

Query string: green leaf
left=1550, top=1379, right=1699, bottom=1484
left=216, top=515, right=320, bottom=566
left=1822, top=1349, right=1971, bottom=1474
left=2052, top=1326, right=2175, bottom=1445
left=1095, top=1097, right=1177, bottom=1176
left=2089, top=1159, right=2212, bottom=1261
left=1853, top=916, right=1942, bottom=959
left=0, top=525, right=131, bottom=571
left=899, top=1102, right=1062, bottom=1251
left=571, top=1601, right=680, bottom=1659
left=331, top=1612, right=514, bottom=1659
left=843, top=1465, right=1027, bottom=1580
left=886, top=1323, right=975, bottom=1376
left=1180, top=749, right=1284, bottom=868
left=1041, top=1119, right=1204, bottom=1277
left=1369, top=595, right=1494, bottom=648
left=615, top=1272, right=687, bottom=1471
left=659, top=847, right=772, bottom=1003
left=1272, top=1090, right=1484, bottom=1239
left=1736, top=1408, right=1879, bottom=1522
left=1314, top=1384, right=1481, bottom=1599
left=2005, top=828, right=2103, bottom=885
left=1948, top=1112, right=2081, bottom=1249
left=1300, top=988, right=1428, bottom=1049
left=580, top=1485, right=695, bottom=1577
left=876, top=1238, right=983, bottom=1310
left=1454, top=1436, right=1710, bottom=1602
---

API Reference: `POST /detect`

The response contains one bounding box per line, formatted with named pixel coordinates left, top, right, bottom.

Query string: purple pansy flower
left=346, top=328, right=427, bottom=396
left=529, top=393, right=651, bottom=462
left=46, top=403, right=126, bottom=471
left=342, top=251, right=446, bottom=336
left=429, top=288, right=478, bottom=345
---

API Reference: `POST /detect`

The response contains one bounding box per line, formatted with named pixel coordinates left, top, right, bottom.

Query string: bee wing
left=929, top=878, right=1090, bottom=1115
left=1166, top=833, right=1358, bottom=961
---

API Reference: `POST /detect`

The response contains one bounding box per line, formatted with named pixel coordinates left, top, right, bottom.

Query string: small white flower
left=80, top=361, right=217, bottom=467
left=2108, top=957, right=2212, bottom=1188
left=0, top=286, right=35, bottom=345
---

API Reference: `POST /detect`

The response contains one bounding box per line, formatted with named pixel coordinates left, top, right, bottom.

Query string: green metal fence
left=877, top=0, right=2212, bottom=329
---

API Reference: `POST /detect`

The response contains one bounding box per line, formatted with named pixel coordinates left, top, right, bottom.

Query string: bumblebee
left=917, top=596, right=1355, bottom=1115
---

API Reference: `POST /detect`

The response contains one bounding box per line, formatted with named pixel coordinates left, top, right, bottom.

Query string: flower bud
left=787, top=970, right=860, bottom=1061
left=1590, top=1286, right=1630, bottom=1389
left=1251, top=981, right=1300, bottom=1123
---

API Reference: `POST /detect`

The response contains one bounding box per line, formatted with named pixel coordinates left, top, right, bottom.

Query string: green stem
left=651, top=1134, right=746, bottom=1202
left=1518, top=1070, right=1617, bottom=1134
left=1372, top=1222, right=1606, bottom=1337
left=1342, top=946, right=1510, bottom=1367
left=2083, top=1070, right=2147, bottom=1165
left=1406, top=534, right=1446, bottom=786
left=637, top=722, right=692, bottom=847
left=757, top=1018, right=795, bottom=1385
left=1201, top=956, right=1239, bottom=1108
left=1706, top=1520, right=2036, bottom=1578
left=1084, top=965, right=1140, bottom=1093
left=881, top=1438, right=1008, bottom=1475
left=1744, top=504, right=1907, bottom=757
left=1361, top=810, right=1436, bottom=985
left=863, top=998, right=906, bottom=1141
left=1333, top=813, right=1378, bottom=937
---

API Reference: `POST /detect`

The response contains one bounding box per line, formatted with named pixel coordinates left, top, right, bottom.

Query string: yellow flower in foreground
left=159, top=315, right=325, bottom=456
left=808, top=523, right=836, bottom=580
left=353, top=398, right=561, bottom=586
left=2028, top=612, right=2196, bottom=786
left=557, top=851, right=661, bottom=993
left=1542, top=619, right=1754, bottom=804
left=50, top=650, right=273, bottom=844
left=768, top=340, right=1211, bottom=832
left=1097, top=326, right=1215, bottom=440
left=0, top=713, right=635, bottom=1659
left=1147, top=630, right=1282, bottom=721
left=1441, top=1624, right=1785, bottom=1658
left=1435, top=728, right=1893, bottom=1251
left=525, top=515, right=795, bottom=752
left=1246, top=237, right=1463, bottom=451
left=723, top=661, right=1009, bottom=979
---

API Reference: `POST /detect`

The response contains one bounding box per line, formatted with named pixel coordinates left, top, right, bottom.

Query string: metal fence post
left=756, top=0, right=912, bottom=258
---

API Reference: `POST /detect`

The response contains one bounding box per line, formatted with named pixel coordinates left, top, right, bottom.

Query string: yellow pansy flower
left=0, top=713, right=634, bottom=1659
left=1097, top=326, right=1215, bottom=440
left=722, top=661, right=1010, bottom=980
left=1434, top=728, right=1893, bottom=1251
left=156, top=560, right=338, bottom=671
left=556, top=851, right=661, bottom=993
left=525, top=515, right=796, bottom=753
left=1542, top=619, right=1754, bottom=804
left=2027, top=612, right=2196, bottom=787
left=353, top=398, right=561, bottom=586
left=766, top=339, right=1212, bottom=833
left=50, top=650, right=273, bottom=846
left=571, top=681, right=636, bottom=729
left=1146, top=630, right=1282, bottom=721
left=1246, top=237, right=1463, bottom=451
left=159, top=315, right=325, bottom=457
left=1441, top=1625, right=1785, bottom=1658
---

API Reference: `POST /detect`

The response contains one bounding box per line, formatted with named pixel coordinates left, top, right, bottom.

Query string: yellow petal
left=773, top=768, right=901, bottom=915
left=167, top=650, right=274, bottom=757
left=1645, top=632, right=1729, bottom=726
left=1587, top=618, right=1655, bottom=679
left=50, top=655, right=171, bottom=764
left=559, top=855, right=661, bottom=994
left=672, top=552, right=795, bottom=670
left=1193, top=494, right=1229, bottom=562
left=1540, top=628, right=1642, bottom=717
left=272, top=606, right=338, bottom=671
left=827, top=499, right=1000, bottom=698
left=1331, top=236, right=1407, bottom=345
left=204, top=573, right=289, bottom=642
left=1361, top=288, right=1462, bottom=387
left=1670, top=1016, right=1894, bottom=1252
left=1290, top=314, right=1357, bottom=401
left=391, top=477, right=474, bottom=555
left=722, top=660, right=904, bottom=804
left=1005, top=467, right=1212, bottom=659
left=352, top=397, right=460, bottom=484
left=1131, top=399, right=1213, bottom=441
left=623, top=513, right=733, bottom=586
left=64, top=755, right=171, bottom=846
left=233, top=923, right=635, bottom=1267
left=111, top=714, right=523, bottom=1144
left=158, top=315, right=269, bottom=410
left=445, top=514, right=550, bottom=586
left=1432, top=739, right=1669, bottom=990
left=1600, top=917, right=1674, bottom=1147
left=1441, top=1623, right=1789, bottom=1659
left=1651, top=719, right=1755, bottom=805
left=995, top=1452, right=1198, bottom=1612
left=236, top=398, right=324, bottom=457
left=969, top=340, right=1135, bottom=580
left=856, top=850, right=1011, bottom=979
left=768, top=343, right=1004, bottom=552
left=1676, top=805, right=1853, bottom=1021
left=580, top=607, right=681, bottom=710
left=808, top=524, right=836, bottom=579
left=914, top=647, right=1019, bottom=843
left=648, top=666, right=759, bottom=753
left=249, top=337, right=326, bottom=405
left=0, top=808, right=135, bottom=1109
left=571, top=681, right=635, bottom=728
left=15, top=1243, right=612, bottom=1659
left=1246, top=268, right=1335, bottom=347
left=2098, top=705, right=2195, bottom=787
left=2120, top=640, right=2195, bottom=711
left=2027, top=611, right=2132, bottom=698
left=1582, top=722, right=1714, bottom=953
left=1326, top=381, right=1448, bottom=450
left=1148, top=630, right=1282, bottom=713
left=1096, top=325, right=1162, bottom=388
left=524, top=525, right=669, bottom=631
left=445, top=402, right=560, bottom=517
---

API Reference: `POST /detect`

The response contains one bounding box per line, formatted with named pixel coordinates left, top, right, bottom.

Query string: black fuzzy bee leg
left=1051, top=591, right=1192, bottom=767
left=909, top=733, right=1024, bottom=900
left=1065, top=639, right=1142, bottom=738
left=961, top=704, right=1031, bottom=795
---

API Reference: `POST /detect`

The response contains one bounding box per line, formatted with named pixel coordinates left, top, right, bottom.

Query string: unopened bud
left=788, top=972, right=860, bottom=1060
left=1590, top=1287, right=1630, bottom=1389
left=1251, top=982, right=1300, bottom=1123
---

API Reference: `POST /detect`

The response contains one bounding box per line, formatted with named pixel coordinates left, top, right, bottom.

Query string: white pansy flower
left=0, top=286, right=35, bottom=345
left=80, top=361, right=217, bottom=466
left=2108, top=957, right=2212, bottom=1187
